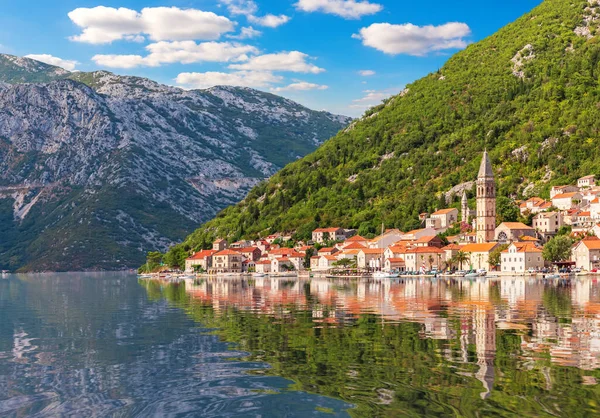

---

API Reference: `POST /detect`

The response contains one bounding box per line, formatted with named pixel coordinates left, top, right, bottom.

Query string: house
left=211, top=249, right=242, bottom=273
left=317, top=255, right=338, bottom=271
left=404, top=247, right=445, bottom=272
left=500, top=243, right=544, bottom=273
left=399, top=228, right=437, bottom=241
left=571, top=237, right=600, bottom=271
left=578, top=175, right=596, bottom=189
left=426, top=208, right=459, bottom=229
left=242, top=260, right=256, bottom=273
left=310, top=256, right=320, bottom=270
left=185, top=250, right=217, bottom=273
left=368, top=229, right=405, bottom=249
left=343, top=235, right=369, bottom=247
left=287, top=252, right=306, bottom=271
left=590, top=198, right=600, bottom=220
left=296, top=245, right=313, bottom=254
left=255, top=260, right=272, bottom=274
left=441, top=244, right=463, bottom=263
left=318, top=247, right=339, bottom=256
left=574, top=211, right=593, bottom=228
left=230, top=240, right=252, bottom=249
left=384, top=243, right=408, bottom=260
left=212, top=239, right=228, bottom=251
left=461, top=243, right=499, bottom=271
left=357, top=249, right=384, bottom=269
left=342, top=242, right=367, bottom=250
left=312, top=227, right=346, bottom=243
left=550, top=185, right=579, bottom=199
left=237, top=247, right=262, bottom=262
left=264, top=234, right=281, bottom=244
left=413, top=235, right=444, bottom=248
left=563, top=208, right=581, bottom=226
left=552, top=192, right=583, bottom=210
left=272, top=257, right=295, bottom=273
left=519, top=197, right=551, bottom=215
left=384, top=258, right=406, bottom=272
left=533, top=212, right=563, bottom=242
left=495, top=222, right=537, bottom=243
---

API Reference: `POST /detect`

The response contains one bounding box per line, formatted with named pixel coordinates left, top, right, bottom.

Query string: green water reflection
left=142, top=277, right=600, bottom=417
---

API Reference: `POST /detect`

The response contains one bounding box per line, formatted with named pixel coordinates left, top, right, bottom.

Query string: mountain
left=165, top=0, right=600, bottom=264
left=0, top=55, right=351, bottom=271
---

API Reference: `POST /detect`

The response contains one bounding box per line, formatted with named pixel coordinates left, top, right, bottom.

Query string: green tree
left=542, top=236, right=573, bottom=263
left=488, top=244, right=509, bottom=269
left=496, top=196, right=519, bottom=225
left=304, top=248, right=315, bottom=269
left=453, top=251, right=470, bottom=270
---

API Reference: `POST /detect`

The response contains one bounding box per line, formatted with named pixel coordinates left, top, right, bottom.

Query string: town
left=179, top=152, right=600, bottom=278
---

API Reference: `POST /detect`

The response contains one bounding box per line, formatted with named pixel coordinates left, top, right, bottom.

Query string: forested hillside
left=166, top=0, right=600, bottom=265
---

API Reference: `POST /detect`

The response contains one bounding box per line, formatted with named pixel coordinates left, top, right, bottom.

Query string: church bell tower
left=476, top=150, right=496, bottom=243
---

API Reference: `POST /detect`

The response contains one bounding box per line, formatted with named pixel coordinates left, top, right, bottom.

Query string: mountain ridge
left=0, top=54, right=351, bottom=271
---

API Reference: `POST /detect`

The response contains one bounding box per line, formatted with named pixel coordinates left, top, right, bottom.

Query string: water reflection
left=149, top=276, right=600, bottom=417
left=0, top=273, right=352, bottom=417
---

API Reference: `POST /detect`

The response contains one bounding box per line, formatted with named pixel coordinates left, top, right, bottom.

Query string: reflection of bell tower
left=476, top=151, right=496, bottom=243
left=461, top=191, right=469, bottom=223
left=474, top=306, right=496, bottom=399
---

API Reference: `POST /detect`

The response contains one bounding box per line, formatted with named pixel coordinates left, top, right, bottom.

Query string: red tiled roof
left=553, top=192, right=580, bottom=199
left=314, top=227, right=343, bottom=233
left=406, top=247, right=444, bottom=254
left=343, top=242, right=367, bottom=249
left=345, top=235, right=367, bottom=242
left=238, top=247, right=260, bottom=253
left=432, top=208, right=458, bottom=215
left=387, top=258, right=405, bottom=263
left=186, top=250, right=217, bottom=260
left=214, top=249, right=240, bottom=256
left=461, top=243, right=497, bottom=253
left=498, top=222, right=534, bottom=230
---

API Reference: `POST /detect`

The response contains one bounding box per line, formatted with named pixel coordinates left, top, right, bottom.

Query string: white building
left=500, top=243, right=544, bottom=273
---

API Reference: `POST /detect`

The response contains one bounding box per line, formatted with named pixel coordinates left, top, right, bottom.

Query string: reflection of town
left=185, top=277, right=600, bottom=397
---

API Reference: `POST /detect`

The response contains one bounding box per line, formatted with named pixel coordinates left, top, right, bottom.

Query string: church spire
left=461, top=190, right=469, bottom=223
left=478, top=149, right=494, bottom=179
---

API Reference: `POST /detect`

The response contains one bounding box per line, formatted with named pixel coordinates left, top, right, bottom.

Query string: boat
left=252, top=272, right=267, bottom=278
left=373, top=271, right=399, bottom=279
left=464, top=272, right=482, bottom=279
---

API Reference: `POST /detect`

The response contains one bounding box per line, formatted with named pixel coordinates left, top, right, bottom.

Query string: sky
left=0, top=0, right=542, bottom=117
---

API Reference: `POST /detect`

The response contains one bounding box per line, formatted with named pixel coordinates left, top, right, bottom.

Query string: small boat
left=373, top=271, right=399, bottom=279
left=544, top=274, right=560, bottom=279
left=252, top=272, right=267, bottom=278
left=464, top=272, right=481, bottom=279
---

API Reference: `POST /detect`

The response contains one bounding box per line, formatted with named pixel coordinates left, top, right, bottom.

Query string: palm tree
left=453, top=251, right=470, bottom=271
left=428, top=255, right=434, bottom=270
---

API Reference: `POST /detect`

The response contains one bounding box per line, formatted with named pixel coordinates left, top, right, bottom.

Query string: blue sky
left=0, top=0, right=541, bottom=116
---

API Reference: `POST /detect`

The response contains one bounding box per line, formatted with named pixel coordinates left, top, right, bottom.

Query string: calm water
left=2, top=275, right=600, bottom=417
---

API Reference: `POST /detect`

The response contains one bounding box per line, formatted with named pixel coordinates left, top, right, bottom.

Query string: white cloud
left=68, top=6, right=235, bottom=44
left=248, top=14, right=290, bottom=28
left=92, top=41, right=258, bottom=68
left=25, top=54, right=79, bottom=71
left=271, top=82, right=328, bottom=92
left=227, top=26, right=262, bottom=39
left=219, top=0, right=259, bottom=16
left=219, top=0, right=290, bottom=28
left=176, top=71, right=283, bottom=89
left=349, top=89, right=393, bottom=108
left=230, top=51, right=325, bottom=73
left=92, top=54, right=146, bottom=69
left=354, top=22, right=471, bottom=56
left=295, top=0, right=382, bottom=19
left=358, top=69, right=375, bottom=76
